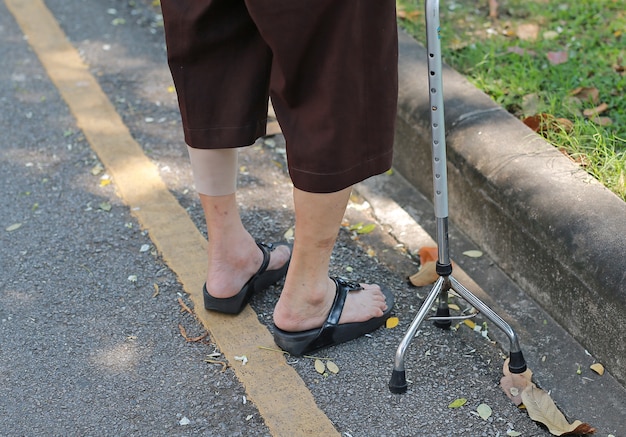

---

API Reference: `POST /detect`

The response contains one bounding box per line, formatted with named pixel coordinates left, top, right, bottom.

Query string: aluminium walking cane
left=389, top=0, right=528, bottom=394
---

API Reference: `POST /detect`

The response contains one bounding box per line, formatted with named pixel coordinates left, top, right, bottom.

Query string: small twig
left=258, top=345, right=289, bottom=355
left=303, top=354, right=335, bottom=361
left=204, top=359, right=229, bottom=372
left=178, top=324, right=208, bottom=342
left=177, top=297, right=194, bottom=315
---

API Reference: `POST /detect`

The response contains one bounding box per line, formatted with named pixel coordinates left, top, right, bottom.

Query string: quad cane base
left=389, top=0, right=527, bottom=394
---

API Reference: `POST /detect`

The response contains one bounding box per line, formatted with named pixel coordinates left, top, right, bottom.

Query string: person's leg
left=245, top=0, right=397, bottom=336
left=273, top=187, right=387, bottom=333
left=199, top=193, right=290, bottom=299
left=189, top=148, right=290, bottom=300
left=162, top=0, right=289, bottom=305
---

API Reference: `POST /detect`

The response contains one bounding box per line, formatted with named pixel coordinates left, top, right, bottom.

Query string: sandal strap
left=324, top=277, right=363, bottom=327
left=254, top=241, right=273, bottom=277
left=304, top=278, right=365, bottom=351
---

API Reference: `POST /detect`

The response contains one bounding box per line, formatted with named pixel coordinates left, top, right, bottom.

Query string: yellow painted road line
left=5, top=0, right=339, bottom=435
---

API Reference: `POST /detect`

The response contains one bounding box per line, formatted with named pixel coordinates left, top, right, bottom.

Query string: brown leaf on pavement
left=521, top=384, right=596, bottom=435
left=500, top=358, right=533, bottom=406
left=418, top=246, right=439, bottom=264
left=409, top=261, right=438, bottom=286
left=500, top=359, right=596, bottom=435
left=409, top=246, right=459, bottom=286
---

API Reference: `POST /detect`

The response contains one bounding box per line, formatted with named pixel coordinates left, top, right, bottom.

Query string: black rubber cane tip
left=433, top=306, right=451, bottom=330
left=389, top=369, right=408, bottom=394
left=508, top=351, right=527, bottom=374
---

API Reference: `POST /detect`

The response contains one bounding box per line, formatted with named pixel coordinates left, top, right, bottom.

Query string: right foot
left=205, top=241, right=291, bottom=299
left=273, top=277, right=388, bottom=332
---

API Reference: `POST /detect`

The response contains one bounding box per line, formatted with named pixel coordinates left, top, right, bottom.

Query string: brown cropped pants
left=161, top=0, right=398, bottom=193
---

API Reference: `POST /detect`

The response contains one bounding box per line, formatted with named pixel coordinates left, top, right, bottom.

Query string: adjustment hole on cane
left=430, top=71, right=435, bottom=76
left=434, top=140, right=439, bottom=145
left=436, top=174, right=441, bottom=179
left=432, top=106, right=437, bottom=111
left=431, top=88, right=437, bottom=93
left=430, top=53, right=434, bottom=57
left=433, top=123, right=438, bottom=128
left=436, top=190, right=442, bottom=195
left=434, top=157, right=440, bottom=162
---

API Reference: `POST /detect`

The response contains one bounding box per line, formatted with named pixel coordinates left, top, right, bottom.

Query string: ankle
left=273, top=277, right=336, bottom=330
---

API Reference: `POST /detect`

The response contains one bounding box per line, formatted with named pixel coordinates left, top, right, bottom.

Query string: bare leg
left=200, top=193, right=290, bottom=299
left=273, top=187, right=387, bottom=332
left=189, top=147, right=290, bottom=299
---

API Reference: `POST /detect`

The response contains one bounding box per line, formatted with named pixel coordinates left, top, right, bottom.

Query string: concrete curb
left=392, top=29, right=626, bottom=385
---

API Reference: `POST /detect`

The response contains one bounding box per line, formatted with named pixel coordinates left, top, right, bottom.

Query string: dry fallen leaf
left=359, top=223, right=376, bottom=234
left=464, top=319, right=477, bottom=329
left=283, top=227, right=294, bottom=242
left=463, top=250, right=483, bottom=258
left=523, top=113, right=553, bottom=133
left=501, top=359, right=595, bottom=435
left=523, top=113, right=573, bottom=135
left=418, top=246, right=439, bottom=264
left=386, top=317, right=400, bottom=329
left=590, top=363, right=604, bottom=375
left=6, top=223, right=22, bottom=232
left=326, top=361, right=339, bottom=374
left=314, top=359, right=326, bottom=374
left=516, top=23, right=539, bottom=41
left=589, top=115, right=613, bottom=126
left=508, top=46, right=537, bottom=57
left=571, top=87, right=600, bottom=104
left=410, top=246, right=458, bottom=286
left=547, top=50, right=569, bottom=65
left=91, top=163, right=104, bottom=175
left=409, top=261, right=438, bottom=286
left=521, top=384, right=596, bottom=435
left=448, top=398, right=467, bottom=408
left=500, top=358, right=534, bottom=405
left=583, top=102, right=609, bottom=117
left=477, top=403, right=493, bottom=420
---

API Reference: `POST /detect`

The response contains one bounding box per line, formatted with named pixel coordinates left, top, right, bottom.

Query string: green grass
left=397, top=0, right=626, bottom=200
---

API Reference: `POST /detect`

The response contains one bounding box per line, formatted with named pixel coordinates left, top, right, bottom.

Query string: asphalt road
left=1, top=0, right=624, bottom=436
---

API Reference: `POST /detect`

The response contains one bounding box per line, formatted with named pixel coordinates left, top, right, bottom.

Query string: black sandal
left=203, top=242, right=290, bottom=314
left=273, top=277, right=395, bottom=355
